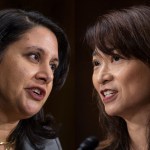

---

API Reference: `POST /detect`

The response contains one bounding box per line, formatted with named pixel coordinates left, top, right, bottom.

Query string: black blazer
left=21, top=136, right=62, bottom=150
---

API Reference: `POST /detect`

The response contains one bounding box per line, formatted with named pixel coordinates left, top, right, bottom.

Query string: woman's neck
left=124, top=106, right=150, bottom=150
left=0, top=121, right=19, bottom=141
left=0, top=108, right=20, bottom=141
left=128, top=122, right=148, bottom=150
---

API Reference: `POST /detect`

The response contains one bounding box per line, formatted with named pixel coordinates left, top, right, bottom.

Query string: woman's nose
left=35, top=65, right=53, bottom=84
left=97, top=67, right=113, bottom=85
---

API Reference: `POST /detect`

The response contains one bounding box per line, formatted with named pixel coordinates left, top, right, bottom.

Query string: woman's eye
left=29, top=53, right=40, bottom=62
left=112, top=55, right=122, bottom=62
left=92, top=60, right=100, bottom=67
left=50, top=63, right=58, bottom=73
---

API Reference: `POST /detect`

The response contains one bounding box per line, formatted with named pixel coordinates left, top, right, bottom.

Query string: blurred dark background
left=0, top=0, right=149, bottom=149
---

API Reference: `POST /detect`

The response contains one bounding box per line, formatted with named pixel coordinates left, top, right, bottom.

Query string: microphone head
left=77, top=136, right=99, bottom=150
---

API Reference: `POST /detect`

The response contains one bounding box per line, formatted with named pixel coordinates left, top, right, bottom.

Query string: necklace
left=0, top=141, right=15, bottom=150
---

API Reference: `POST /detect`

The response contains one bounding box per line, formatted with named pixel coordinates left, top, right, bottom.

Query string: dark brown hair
left=86, top=5, right=150, bottom=150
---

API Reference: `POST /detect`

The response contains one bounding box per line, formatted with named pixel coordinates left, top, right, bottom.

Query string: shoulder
left=22, top=136, right=62, bottom=150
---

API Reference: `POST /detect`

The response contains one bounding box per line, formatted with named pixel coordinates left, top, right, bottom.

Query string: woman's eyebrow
left=50, top=57, right=59, bottom=63
left=92, top=50, right=103, bottom=58
left=92, top=50, right=98, bottom=56
left=25, top=46, right=45, bottom=53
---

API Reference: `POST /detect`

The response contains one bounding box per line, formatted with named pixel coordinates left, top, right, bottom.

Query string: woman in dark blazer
left=0, top=9, right=70, bottom=150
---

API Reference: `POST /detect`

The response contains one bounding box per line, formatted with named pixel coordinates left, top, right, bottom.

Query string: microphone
left=77, top=136, right=99, bottom=150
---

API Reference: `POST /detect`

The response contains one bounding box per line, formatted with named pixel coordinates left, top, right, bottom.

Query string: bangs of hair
left=86, top=6, right=150, bottom=63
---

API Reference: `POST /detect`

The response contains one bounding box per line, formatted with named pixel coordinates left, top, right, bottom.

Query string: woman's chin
left=105, top=107, right=120, bottom=117
left=18, top=106, right=41, bottom=119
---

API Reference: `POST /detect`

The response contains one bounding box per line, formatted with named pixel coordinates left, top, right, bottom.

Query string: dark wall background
left=0, top=0, right=149, bottom=149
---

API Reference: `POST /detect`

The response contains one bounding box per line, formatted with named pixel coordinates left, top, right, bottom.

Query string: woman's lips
left=100, top=89, right=118, bottom=103
left=26, top=87, right=46, bottom=101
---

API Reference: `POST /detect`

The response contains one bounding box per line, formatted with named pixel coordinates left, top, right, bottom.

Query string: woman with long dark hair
left=86, top=5, right=150, bottom=150
left=0, top=9, right=70, bottom=150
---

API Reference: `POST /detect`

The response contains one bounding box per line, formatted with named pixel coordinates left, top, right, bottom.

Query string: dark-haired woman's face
left=92, top=50, right=150, bottom=118
left=0, top=26, right=58, bottom=120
